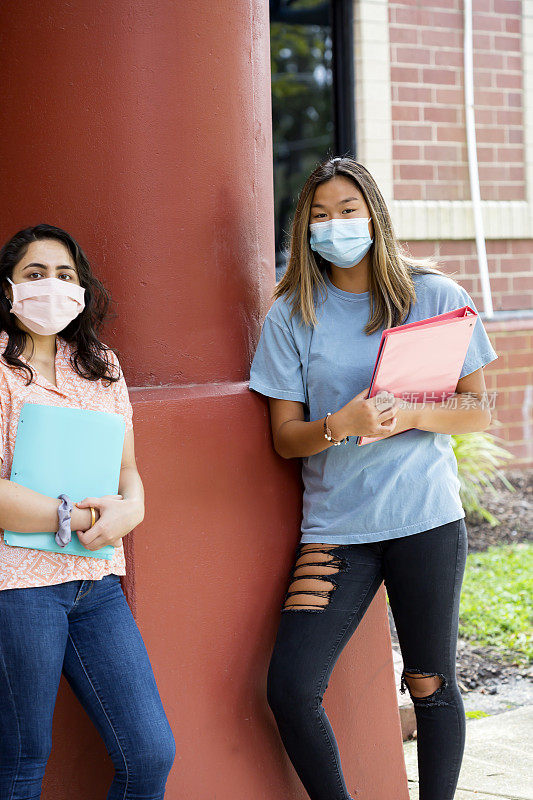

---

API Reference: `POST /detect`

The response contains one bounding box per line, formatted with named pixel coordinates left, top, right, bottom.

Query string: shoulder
left=99, top=343, right=124, bottom=379
left=0, top=367, right=8, bottom=402
left=258, top=296, right=313, bottom=359
left=0, top=332, right=22, bottom=387
left=263, top=295, right=297, bottom=330
left=0, top=330, right=9, bottom=369
left=63, top=337, right=124, bottom=382
left=411, top=271, right=471, bottom=311
left=0, top=333, right=20, bottom=409
left=264, top=293, right=310, bottom=338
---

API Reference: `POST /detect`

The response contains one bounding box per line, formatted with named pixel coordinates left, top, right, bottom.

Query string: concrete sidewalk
left=403, top=705, right=533, bottom=800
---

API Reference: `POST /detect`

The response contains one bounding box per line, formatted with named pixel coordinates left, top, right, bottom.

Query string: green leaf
left=451, top=432, right=516, bottom=524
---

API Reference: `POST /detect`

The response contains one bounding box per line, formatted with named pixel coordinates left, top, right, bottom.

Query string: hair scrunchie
left=56, top=493, right=74, bottom=547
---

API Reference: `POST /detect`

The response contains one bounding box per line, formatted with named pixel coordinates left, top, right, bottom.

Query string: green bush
left=452, top=432, right=515, bottom=526
left=459, top=543, right=533, bottom=665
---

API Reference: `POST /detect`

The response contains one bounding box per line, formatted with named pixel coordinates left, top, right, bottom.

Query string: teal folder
left=3, top=403, right=125, bottom=560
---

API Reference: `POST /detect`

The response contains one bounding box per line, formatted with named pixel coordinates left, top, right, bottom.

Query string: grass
left=459, top=542, right=533, bottom=666
left=465, top=710, right=490, bottom=719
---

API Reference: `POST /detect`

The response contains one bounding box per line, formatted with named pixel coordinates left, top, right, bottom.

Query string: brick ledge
left=483, top=314, right=533, bottom=332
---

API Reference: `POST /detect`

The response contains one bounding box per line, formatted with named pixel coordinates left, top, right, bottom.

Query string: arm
left=0, top=472, right=93, bottom=533
left=269, top=398, right=337, bottom=459
left=269, top=387, right=399, bottom=459
left=271, top=367, right=492, bottom=456
left=0, top=430, right=143, bottom=539
left=75, top=427, right=145, bottom=550
left=116, top=427, right=145, bottom=509
left=416, top=367, right=492, bottom=433
left=374, top=367, right=492, bottom=439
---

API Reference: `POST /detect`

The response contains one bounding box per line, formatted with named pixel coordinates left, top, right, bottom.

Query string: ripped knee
left=282, top=544, right=347, bottom=612
left=400, top=669, right=448, bottom=706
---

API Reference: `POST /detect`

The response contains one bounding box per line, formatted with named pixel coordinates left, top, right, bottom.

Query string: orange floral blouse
left=0, top=329, right=134, bottom=590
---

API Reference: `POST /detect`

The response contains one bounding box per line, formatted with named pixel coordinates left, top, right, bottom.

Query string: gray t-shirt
left=249, top=271, right=498, bottom=544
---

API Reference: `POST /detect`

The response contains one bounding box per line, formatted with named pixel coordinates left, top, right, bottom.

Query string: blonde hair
left=274, top=157, right=455, bottom=334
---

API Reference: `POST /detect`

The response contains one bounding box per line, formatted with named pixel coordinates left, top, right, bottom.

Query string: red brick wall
left=404, top=242, right=533, bottom=466
left=387, top=0, right=533, bottom=466
left=483, top=323, right=533, bottom=466
left=407, top=240, right=533, bottom=313
left=389, top=0, right=525, bottom=202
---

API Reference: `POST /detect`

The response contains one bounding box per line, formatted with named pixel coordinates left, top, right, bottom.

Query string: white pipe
left=464, top=0, right=494, bottom=317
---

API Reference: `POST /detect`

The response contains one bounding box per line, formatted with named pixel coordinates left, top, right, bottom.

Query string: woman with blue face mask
left=249, top=157, right=498, bottom=800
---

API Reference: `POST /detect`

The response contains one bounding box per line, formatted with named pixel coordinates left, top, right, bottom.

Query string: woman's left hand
left=74, top=494, right=144, bottom=551
left=372, top=396, right=419, bottom=439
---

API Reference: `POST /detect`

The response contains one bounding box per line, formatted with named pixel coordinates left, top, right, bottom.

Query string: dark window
left=270, top=0, right=355, bottom=277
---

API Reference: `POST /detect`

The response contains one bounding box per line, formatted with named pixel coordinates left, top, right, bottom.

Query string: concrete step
left=403, top=705, right=533, bottom=800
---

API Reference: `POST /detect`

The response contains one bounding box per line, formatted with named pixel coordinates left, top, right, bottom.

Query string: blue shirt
left=248, top=271, right=498, bottom=544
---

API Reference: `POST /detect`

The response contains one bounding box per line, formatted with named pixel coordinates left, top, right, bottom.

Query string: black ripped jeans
left=267, top=518, right=468, bottom=800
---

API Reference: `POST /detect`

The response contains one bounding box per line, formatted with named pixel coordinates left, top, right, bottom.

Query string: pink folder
left=356, top=305, right=478, bottom=445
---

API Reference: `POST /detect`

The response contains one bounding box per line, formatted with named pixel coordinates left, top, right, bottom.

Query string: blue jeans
left=0, top=573, right=176, bottom=800
left=267, top=519, right=468, bottom=800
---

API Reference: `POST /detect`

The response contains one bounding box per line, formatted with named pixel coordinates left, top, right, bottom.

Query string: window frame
left=331, top=0, right=356, bottom=157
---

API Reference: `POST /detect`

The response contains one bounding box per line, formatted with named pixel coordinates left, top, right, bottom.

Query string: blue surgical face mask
left=309, top=217, right=373, bottom=268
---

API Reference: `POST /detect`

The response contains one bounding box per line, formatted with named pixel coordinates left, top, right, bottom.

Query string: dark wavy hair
left=0, top=223, right=121, bottom=386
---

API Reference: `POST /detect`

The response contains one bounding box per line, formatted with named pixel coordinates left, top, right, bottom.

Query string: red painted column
left=0, top=2, right=408, bottom=798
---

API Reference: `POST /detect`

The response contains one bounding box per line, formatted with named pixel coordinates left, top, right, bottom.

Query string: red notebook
left=356, top=305, right=477, bottom=445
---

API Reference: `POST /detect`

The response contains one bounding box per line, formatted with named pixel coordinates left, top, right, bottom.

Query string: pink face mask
left=7, top=277, right=85, bottom=336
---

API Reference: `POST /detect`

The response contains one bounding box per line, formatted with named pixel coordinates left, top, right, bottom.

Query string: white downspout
left=464, top=0, right=494, bottom=317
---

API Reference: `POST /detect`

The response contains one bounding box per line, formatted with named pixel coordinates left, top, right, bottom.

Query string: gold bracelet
left=90, top=506, right=96, bottom=527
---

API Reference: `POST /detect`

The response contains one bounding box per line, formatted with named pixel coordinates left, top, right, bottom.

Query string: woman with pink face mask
left=0, top=224, right=175, bottom=799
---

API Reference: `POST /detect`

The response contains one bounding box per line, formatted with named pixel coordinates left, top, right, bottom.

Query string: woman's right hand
left=70, top=503, right=101, bottom=533
left=331, top=387, right=400, bottom=439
